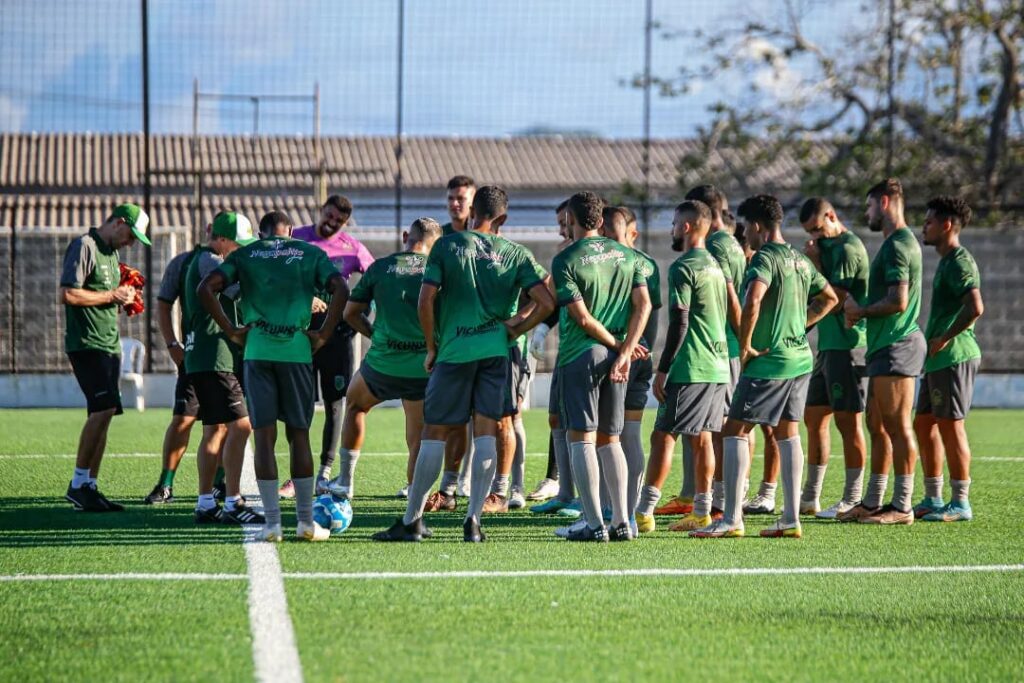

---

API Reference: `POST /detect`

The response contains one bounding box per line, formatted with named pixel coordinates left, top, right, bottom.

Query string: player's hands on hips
left=843, top=297, right=863, bottom=328
left=928, top=336, right=949, bottom=358
left=111, top=285, right=136, bottom=305
left=424, top=349, right=437, bottom=374
left=529, top=323, right=550, bottom=361
left=311, top=297, right=328, bottom=314
left=653, top=371, right=667, bottom=403
left=503, top=319, right=519, bottom=340
left=228, top=325, right=250, bottom=348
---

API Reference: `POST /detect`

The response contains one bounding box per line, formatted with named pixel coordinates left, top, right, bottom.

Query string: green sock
left=159, top=468, right=176, bottom=487
left=214, top=466, right=226, bottom=486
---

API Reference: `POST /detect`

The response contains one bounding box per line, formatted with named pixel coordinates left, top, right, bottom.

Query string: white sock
left=197, top=493, right=216, bottom=510
left=71, top=467, right=90, bottom=489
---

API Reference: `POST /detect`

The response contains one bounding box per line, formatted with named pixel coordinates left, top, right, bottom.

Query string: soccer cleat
left=87, top=485, right=125, bottom=512
left=556, top=498, right=583, bottom=519
left=743, top=494, right=776, bottom=515
left=566, top=523, right=609, bottom=543
left=554, top=518, right=587, bottom=539
left=372, top=518, right=423, bottom=542
left=760, top=519, right=802, bottom=538
left=526, top=478, right=560, bottom=501
left=913, top=496, right=945, bottom=519
left=689, top=519, right=744, bottom=538
left=143, top=484, right=174, bottom=505
left=635, top=512, right=656, bottom=534
left=858, top=504, right=914, bottom=525
left=220, top=502, right=266, bottom=525
left=415, top=518, right=434, bottom=538
left=315, top=477, right=332, bottom=496
left=922, top=500, right=973, bottom=522
left=328, top=479, right=352, bottom=501
left=213, top=481, right=226, bottom=502
left=396, top=485, right=409, bottom=499
left=609, top=522, right=633, bottom=542
left=816, top=499, right=859, bottom=520
left=296, top=520, right=331, bottom=541
left=65, top=482, right=108, bottom=512
left=261, top=523, right=283, bottom=543
left=463, top=517, right=487, bottom=543
left=530, top=497, right=572, bottom=514
left=508, top=488, right=526, bottom=510
left=799, top=500, right=820, bottom=516
left=481, top=493, right=509, bottom=513
left=423, top=491, right=457, bottom=512
left=194, top=504, right=223, bottom=524
left=653, top=496, right=693, bottom=516
left=836, top=503, right=881, bottom=523
left=278, top=479, right=296, bottom=499
left=668, top=512, right=712, bottom=532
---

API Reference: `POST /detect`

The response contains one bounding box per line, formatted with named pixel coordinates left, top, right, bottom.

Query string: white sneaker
left=456, top=476, right=471, bottom=498
left=555, top=518, right=588, bottom=538
left=261, top=523, right=283, bottom=543
left=816, top=499, right=858, bottom=520
left=799, top=498, right=821, bottom=516
left=296, top=520, right=331, bottom=541
left=396, top=485, right=409, bottom=499
left=508, top=488, right=526, bottom=510
left=526, top=478, right=560, bottom=501
left=328, top=478, right=352, bottom=500
left=742, top=493, right=776, bottom=515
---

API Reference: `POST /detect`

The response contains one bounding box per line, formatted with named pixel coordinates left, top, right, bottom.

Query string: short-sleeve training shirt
left=183, top=248, right=241, bottom=374
left=866, top=227, right=922, bottom=356
left=666, top=248, right=730, bottom=384
left=706, top=230, right=747, bottom=358
left=60, top=228, right=121, bottom=355
left=814, top=230, right=869, bottom=351
left=924, top=246, right=981, bottom=372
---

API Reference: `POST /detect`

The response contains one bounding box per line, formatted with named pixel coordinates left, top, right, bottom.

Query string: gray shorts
left=916, top=358, right=979, bottom=420
left=558, top=345, right=626, bottom=436
left=548, top=363, right=561, bottom=416
left=806, top=348, right=868, bottom=413
left=728, top=373, right=811, bottom=427
left=625, top=356, right=653, bottom=411
left=654, top=382, right=727, bottom=436
left=722, top=357, right=741, bottom=416
left=360, top=362, right=428, bottom=402
left=424, top=356, right=508, bottom=425
left=505, top=345, right=531, bottom=416
left=243, top=360, right=315, bottom=430
left=867, top=330, right=926, bottom=378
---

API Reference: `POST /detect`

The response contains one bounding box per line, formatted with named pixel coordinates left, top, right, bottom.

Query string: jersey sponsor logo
left=452, top=239, right=504, bottom=269
left=455, top=320, right=499, bottom=337
left=184, top=331, right=195, bottom=353
left=780, top=334, right=808, bottom=349
left=252, top=319, right=302, bottom=337
left=387, top=261, right=425, bottom=275
left=386, top=339, right=427, bottom=352
left=249, top=241, right=305, bottom=264
left=579, top=250, right=626, bottom=267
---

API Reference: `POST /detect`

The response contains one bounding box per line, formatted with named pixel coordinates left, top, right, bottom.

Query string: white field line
left=3, top=563, right=1022, bottom=583
left=2, top=452, right=1022, bottom=461
left=240, top=454, right=304, bottom=683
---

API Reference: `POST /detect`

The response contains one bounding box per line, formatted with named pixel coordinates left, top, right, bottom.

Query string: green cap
left=212, top=211, right=257, bottom=246
left=112, top=203, right=151, bottom=246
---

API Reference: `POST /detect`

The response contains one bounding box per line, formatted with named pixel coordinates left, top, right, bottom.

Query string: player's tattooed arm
left=343, top=301, right=373, bottom=339
left=198, top=270, right=248, bottom=347
left=806, top=283, right=839, bottom=330
left=929, top=288, right=984, bottom=357
left=418, top=282, right=439, bottom=373
left=844, top=281, right=907, bottom=327
left=739, top=279, right=769, bottom=367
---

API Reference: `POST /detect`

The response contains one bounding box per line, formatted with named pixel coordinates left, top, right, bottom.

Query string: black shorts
left=654, top=382, right=726, bottom=436
left=313, top=331, right=354, bottom=404
left=173, top=367, right=201, bottom=418
left=504, top=345, right=531, bottom=416
left=916, top=358, right=979, bottom=420
left=867, top=330, right=926, bottom=378
left=548, top=363, right=561, bottom=416
left=806, top=348, right=868, bottom=413
left=558, top=346, right=626, bottom=436
left=361, top=362, right=428, bottom=402
left=424, top=356, right=508, bottom=425
left=625, top=356, right=654, bottom=411
left=728, top=374, right=811, bottom=427
left=67, top=349, right=123, bottom=415
left=244, top=360, right=316, bottom=429
left=189, top=371, right=248, bottom=426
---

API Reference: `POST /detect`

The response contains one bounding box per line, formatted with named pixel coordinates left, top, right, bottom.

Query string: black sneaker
left=65, top=482, right=107, bottom=512
left=194, top=505, right=223, bottom=524
left=372, top=518, right=422, bottom=542
left=416, top=518, right=434, bottom=539
left=213, top=481, right=226, bottom=502
left=90, top=486, right=125, bottom=512
left=609, top=522, right=633, bottom=542
left=463, top=517, right=487, bottom=543
left=566, top=523, right=609, bottom=542
left=220, top=502, right=266, bottom=525
left=143, top=484, right=174, bottom=505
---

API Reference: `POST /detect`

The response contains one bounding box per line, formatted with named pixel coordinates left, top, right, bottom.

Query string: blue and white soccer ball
left=312, top=494, right=353, bottom=536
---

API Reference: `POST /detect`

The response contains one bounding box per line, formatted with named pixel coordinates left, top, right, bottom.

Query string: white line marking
left=3, top=564, right=1022, bottom=583
left=241, top=457, right=304, bottom=683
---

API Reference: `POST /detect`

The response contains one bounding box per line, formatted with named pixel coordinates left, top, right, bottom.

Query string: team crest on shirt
left=587, top=241, right=607, bottom=253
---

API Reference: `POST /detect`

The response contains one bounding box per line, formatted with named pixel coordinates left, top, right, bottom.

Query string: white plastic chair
left=119, top=337, right=146, bottom=412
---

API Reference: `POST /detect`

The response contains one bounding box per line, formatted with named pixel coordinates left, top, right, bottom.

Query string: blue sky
left=0, top=0, right=861, bottom=139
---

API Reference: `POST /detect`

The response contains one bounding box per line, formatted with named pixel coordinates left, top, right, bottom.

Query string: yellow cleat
left=635, top=513, right=656, bottom=534
left=759, top=519, right=802, bottom=538
left=668, top=512, right=712, bottom=532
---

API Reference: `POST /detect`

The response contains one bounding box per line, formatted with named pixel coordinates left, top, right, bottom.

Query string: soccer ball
left=312, top=494, right=353, bottom=536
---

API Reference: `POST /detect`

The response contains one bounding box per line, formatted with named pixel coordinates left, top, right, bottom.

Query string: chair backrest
left=119, top=337, right=146, bottom=375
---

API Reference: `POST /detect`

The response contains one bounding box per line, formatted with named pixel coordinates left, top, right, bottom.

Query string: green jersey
left=924, top=246, right=981, bottom=372
left=423, top=230, right=547, bottom=364
left=866, top=227, right=922, bottom=356
left=742, top=241, right=828, bottom=380
left=183, top=247, right=241, bottom=374
left=60, top=228, right=121, bottom=354
left=815, top=230, right=869, bottom=351
left=350, top=251, right=430, bottom=378
left=441, top=222, right=462, bottom=237
left=217, top=237, right=340, bottom=364
left=634, top=248, right=662, bottom=347
left=706, top=229, right=746, bottom=358
left=666, top=248, right=730, bottom=384
left=553, top=236, right=646, bottom=367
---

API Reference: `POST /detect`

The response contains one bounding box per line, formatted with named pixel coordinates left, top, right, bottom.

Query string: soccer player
left=282, top=195, right=374, bottom=498
left=693, top=194, right=837, bottom=539
left=183, top=211, right=262, bottom=525
left=442, top=174, right=476, bottom=236
left=841, top=178, right=925, bottom=525
left=913, top=196, right=983, bottom=522
left=62, top=203, right=151, bottom=512
left=600, top=205, right=661, bottom=529
left=636, top=200, right=729, bottom=533
left=199, top=210, right=348, bottom=542
left=552, top=191, right=651, bottom=542
left=327, top=217, right=443, bottom=499
left=373, top=185, right=553, bottom=542
left=798, top=198, right=870, bottom=518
